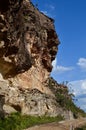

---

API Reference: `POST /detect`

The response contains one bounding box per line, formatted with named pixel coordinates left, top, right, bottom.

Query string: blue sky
left=31, top=0, right=86, bottom=111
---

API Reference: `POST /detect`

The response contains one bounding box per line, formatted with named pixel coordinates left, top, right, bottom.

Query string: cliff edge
left=0, top=0, right=76, bottom=119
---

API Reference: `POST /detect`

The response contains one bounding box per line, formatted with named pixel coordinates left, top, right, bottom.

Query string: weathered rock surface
left=0, top=77, right=72, bottom=119
left=0, top=0, right=59, bottom=92
left=0, top=0, right=73, bottom=118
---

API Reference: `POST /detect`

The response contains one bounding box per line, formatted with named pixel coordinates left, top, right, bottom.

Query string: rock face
left=0, top=0, right=72, bottom=118
left=0, top=77, right=72, bottom=119
left=0, top=0, right=59, bottom=92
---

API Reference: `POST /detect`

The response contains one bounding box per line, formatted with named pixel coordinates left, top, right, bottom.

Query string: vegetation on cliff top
left=47, top=77, right=86, bottom=118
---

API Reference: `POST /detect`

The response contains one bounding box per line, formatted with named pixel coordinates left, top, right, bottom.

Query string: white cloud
left=70, top=79, right=86, bottom=96
left=82, top=80, right=86, bottom=90
left=41, top=10, right=55, bottom=18
left=41, top=11, right=49, bottom=16
left=77, top=58, right=86, bottom=70
left=56, top=66, right=73, bottom=72
left=52, top=58, right=57, bottom=70
left=52, top=58, right=73, bottom=73
left=70, top=79, right=86, bottom=111
left=41, top=4, right=55, bottom=18
left=49, top=5, right=55, bottom=10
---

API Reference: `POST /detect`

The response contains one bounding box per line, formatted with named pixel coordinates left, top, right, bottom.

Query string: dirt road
left=25, top=118, right=86, bottom=130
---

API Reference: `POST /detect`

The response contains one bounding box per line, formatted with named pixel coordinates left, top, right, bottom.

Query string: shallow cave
left=0, top=0, right=9, bottom=12
left=42, top=59, right=52, bottom=72
left=11, top=104, right=21, bottom=112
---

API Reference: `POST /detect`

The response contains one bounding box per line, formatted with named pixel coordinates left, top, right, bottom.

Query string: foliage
left=0, top=112, right=63, bottom=130
left=55, top=91, right=86, bottom=118
left=48, top=77, right=86, bottom=118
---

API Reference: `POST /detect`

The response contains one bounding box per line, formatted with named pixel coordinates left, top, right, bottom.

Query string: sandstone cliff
left=0, top=0, right=73, bottom=118
left=0, top=0, right=59, bottom=92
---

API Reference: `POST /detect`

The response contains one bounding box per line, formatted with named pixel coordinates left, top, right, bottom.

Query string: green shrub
left=47, top=77, right=86, bottom=118
left=0, top=112, right=63, bottom=130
